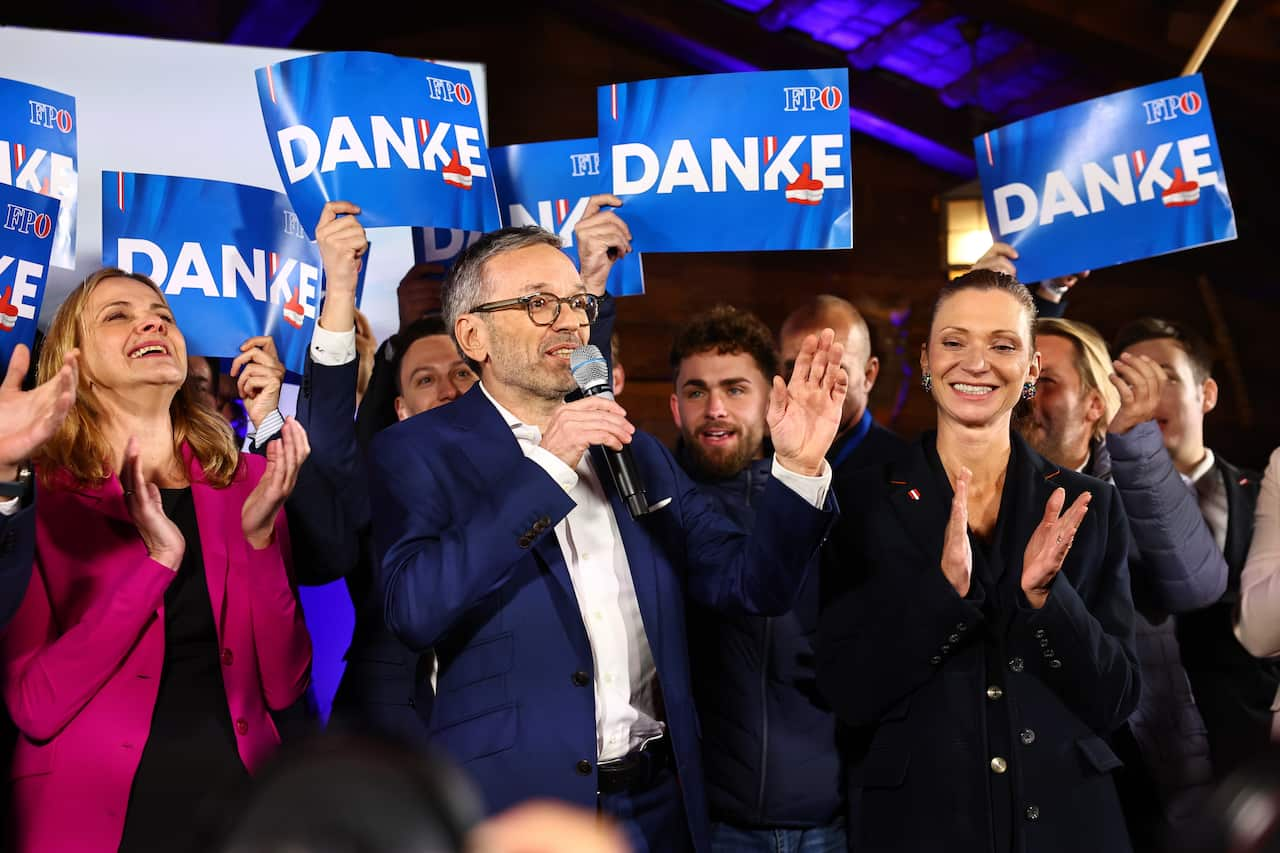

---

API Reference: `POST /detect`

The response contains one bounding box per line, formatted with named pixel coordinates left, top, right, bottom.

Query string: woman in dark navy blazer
left=818, top=270, right=1139, bottom=853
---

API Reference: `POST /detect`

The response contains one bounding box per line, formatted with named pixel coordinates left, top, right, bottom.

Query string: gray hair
left=442, top=226, right=565, bottom=373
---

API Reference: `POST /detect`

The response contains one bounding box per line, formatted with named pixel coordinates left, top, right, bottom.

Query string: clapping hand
left=120, top=436, right=184, bottom=571
left=0, top=344, right=78, bottom=480
left=241, top=418, right=310, bottom=550
left=941, top=467, right=973, bottom=597
left=768, top=329, right=847, bottom=477
left=1021, top=487, right=1091, bottom=608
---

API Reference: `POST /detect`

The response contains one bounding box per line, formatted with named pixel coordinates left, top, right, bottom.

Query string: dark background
left=9, top=0, right=1279, bottom=466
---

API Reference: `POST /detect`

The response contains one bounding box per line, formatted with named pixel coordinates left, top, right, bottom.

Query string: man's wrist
left=774, top=454, right=823, bottom=478
left=251, top=409, right=286, bottom=448
left=1035, top=282, right=1067, bottom=304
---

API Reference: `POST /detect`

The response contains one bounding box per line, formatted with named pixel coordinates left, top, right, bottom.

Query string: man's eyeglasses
left=470, top=292, right=600, bottom=327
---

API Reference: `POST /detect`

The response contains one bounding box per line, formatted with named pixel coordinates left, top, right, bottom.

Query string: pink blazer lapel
left=50, top=467, right=134, bottom=525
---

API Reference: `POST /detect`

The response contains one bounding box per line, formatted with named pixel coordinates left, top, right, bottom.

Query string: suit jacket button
left=930, top=656, right=942, bottom=665
left=986, top=685, right=1003, bottom=700
left=1009, top=657, right=1025, bottom=673
left=221, top=649, right=234, bottom=666
left=1020, top=728, right=1036, bottom=745
left=539, top=516, right=552, bottom=527
left=235, top=718, right=249, bottom=735
left=990, top=756, right=1008, bottom=774
left=576, top=759, right=592, bottom=775
left=1025, top=804, right=1040, bottom=821
left=572, top=671, right=590, bottom=687
left=518, top=536, right=532, bottom=549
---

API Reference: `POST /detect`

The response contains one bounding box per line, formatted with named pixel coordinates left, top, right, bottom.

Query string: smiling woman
left=817, top=270, right=1141, bottom=852
left=0, top=268, right=313, bottom=853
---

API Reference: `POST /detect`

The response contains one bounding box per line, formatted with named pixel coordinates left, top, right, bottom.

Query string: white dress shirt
left=478, top=382, right=830, bottom=761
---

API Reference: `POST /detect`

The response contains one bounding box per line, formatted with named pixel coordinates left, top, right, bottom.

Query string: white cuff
left=771, top=457, right=832, bottom=508
left=0, top=495, right=20, bottom=517
left=251, top=409, right=286, bottom=449
left=525, top=445, right=580, bottom=494
left=310, top=324, right=357, bottom=366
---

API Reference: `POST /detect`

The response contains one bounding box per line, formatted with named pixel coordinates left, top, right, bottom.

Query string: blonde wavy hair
left=35, top=267, right=241, bottom=489
left=1036, top=318, right=1122, bottom=442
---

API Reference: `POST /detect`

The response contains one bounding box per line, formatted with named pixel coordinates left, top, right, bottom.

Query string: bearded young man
left=669, top=305, right=846, bottom=853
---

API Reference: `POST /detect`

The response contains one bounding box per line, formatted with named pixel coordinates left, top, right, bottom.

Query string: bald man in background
left=780, top=296, right=906, bottom=483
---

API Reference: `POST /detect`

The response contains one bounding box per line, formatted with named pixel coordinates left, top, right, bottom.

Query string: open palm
left=768, top=329, right=847, bottom=476
left=0, top=344, right=78, bottom=470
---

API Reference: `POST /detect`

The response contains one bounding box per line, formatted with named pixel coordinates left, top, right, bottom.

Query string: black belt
left=596, top=734, right=673, bottom=795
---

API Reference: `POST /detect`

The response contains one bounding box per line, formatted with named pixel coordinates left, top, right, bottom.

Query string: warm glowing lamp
left=938, top=179, right=994, bottom=279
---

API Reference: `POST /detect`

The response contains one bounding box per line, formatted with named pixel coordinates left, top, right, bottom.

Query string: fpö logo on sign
left=1142, top=90, right=1202, bottom=125
left=612, top=135, right=846, bottom=207
left=425, top=76, right=473, bottom=105
left=569, top=152, right=599, bottom=177
left=4, top=202, right=53, bottom=238
left=989, top=134, right=1221, bottom=236
left=28, top=100, right=73, bottom=134
left=783, top=86, right=843, bottom=112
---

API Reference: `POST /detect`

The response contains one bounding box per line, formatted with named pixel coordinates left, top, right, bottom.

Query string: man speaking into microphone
left=368, top=222, right=847, bottom=853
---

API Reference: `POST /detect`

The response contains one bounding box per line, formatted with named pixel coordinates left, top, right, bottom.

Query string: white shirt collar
left=1182, top=447, right=1217, bottom=488
left=479, top=380, right=524, bottom=430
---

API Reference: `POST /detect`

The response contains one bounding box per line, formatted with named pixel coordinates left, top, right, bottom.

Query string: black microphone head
left=570, top=344, right=611, bottom=395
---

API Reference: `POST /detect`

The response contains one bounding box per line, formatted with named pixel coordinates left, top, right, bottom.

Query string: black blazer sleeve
left=0, top=485, right=36, bottom=630
left=1007, top=483, right=1140, bottom=733
left=281, top=355, right=367, bottom=586
left=817, top=494, right=989, bottom=726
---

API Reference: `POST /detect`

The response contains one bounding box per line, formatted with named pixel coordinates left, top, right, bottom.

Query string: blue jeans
left=710, top=818, right=847, bottom=853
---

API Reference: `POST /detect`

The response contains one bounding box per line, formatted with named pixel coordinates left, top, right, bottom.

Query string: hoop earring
left=1022, top=381, right=1037, bottom=400
left=921, top=372, right=933, bottom=394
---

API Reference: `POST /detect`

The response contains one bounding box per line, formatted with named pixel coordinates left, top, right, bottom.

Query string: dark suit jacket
left=0, top=493, right=35, bottom=632
left=291, top=297, right=622, bottom=747
left=368, top=384, right=836, bottom=849
left=1175, top=453, right=1273, bottom=779
left=818, top=431, right=1139, bottom=853
left=282, top=354, right=434, bottom=747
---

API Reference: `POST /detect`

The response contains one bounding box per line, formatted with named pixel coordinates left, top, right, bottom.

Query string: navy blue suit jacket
left=368, top=385, right=836, bottom=849
left=0, top=497, right=35, bottom=631
left=281, top=353, right=437, bottom=746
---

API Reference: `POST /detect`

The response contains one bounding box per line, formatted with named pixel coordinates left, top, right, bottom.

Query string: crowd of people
left=0, top=193, right=1278, bottom=853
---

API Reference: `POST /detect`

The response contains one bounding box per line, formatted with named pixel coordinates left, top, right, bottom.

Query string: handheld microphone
left=570, top=344, right=656, bottom=519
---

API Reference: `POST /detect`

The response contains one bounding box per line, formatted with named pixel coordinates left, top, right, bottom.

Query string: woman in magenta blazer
left=2, top=268, right=313, bottom=852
